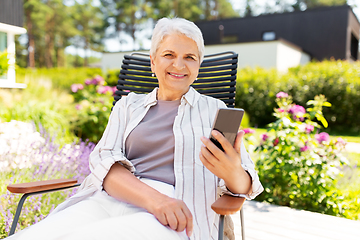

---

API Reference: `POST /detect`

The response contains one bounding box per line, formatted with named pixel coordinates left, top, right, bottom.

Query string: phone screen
left=210, top=108, right=244, bottom=151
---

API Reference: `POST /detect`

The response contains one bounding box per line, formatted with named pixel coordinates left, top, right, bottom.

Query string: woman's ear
left=150, top=55, right=155, bottom=73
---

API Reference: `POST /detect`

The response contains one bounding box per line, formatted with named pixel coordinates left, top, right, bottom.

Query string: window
left=222, top=36, right=238, bottom=44
left=350, top=33, right=359, bottom=61
left=262, top=31, right=276, bottom=41
left=0, top=31, right=7, bottom=52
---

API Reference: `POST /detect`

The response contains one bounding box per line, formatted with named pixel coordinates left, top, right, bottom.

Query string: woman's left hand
left=199, top=130, right=251, bottom=194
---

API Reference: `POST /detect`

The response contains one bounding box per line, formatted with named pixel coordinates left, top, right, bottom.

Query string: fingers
left=152, top=197, right=193, bottom=236
left=234, top=130, right=244, bottom=154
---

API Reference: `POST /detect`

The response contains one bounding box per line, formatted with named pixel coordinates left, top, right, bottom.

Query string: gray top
left=125, top=99, right=180, bottom=186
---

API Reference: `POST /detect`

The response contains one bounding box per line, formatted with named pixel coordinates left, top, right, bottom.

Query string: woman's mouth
left=169, top=72, right=186, bottom=77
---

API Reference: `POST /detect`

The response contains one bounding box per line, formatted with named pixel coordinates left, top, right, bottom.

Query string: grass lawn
left=246, top=127, right=360, bottom=143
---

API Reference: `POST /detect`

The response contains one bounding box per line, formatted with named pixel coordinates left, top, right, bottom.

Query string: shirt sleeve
left=219, top=141, right=264, bottom=200
left=88, top=96, right=136, bottom=191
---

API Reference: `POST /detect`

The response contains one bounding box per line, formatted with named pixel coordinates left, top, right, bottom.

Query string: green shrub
left=236, top=60, right=360, bottom=134
left=70, top=76, right=115, bottom=143
left=254, top=92, right=349, bottom=216
left=288, top=61, right=360, bottom=134
left=0, top=78, right=76, bottom=144
left=0, top=51, right=9, bottom=76
left=16, top=67, right=103, bottom=90
left=105, top=69, right=120, bottom=86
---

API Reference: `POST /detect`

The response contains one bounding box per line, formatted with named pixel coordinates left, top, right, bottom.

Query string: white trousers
left=7, top=179, right=189, bottom=240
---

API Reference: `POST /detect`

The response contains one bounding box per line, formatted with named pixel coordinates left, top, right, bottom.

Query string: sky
left=65, top=0, right=360, bottom=57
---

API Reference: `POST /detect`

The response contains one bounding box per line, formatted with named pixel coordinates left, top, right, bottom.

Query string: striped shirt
left=52, top=87, right=263, bottom=240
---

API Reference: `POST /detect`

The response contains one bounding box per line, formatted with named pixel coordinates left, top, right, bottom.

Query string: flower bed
left=0, top=121, right=94, bottom=237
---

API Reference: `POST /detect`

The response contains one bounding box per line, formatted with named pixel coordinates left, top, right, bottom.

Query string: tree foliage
left=18, top=0, right=352, bottom=67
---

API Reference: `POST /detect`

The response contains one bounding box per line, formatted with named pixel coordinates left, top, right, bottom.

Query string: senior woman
left=7, top=18, right=263, bottom=240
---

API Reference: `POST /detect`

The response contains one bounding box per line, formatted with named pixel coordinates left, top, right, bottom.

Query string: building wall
left=196, top=5, right=359, bottom=61
left=0, top=0, right=24, bottom=27
left=101, top=40, right=310, bottom=73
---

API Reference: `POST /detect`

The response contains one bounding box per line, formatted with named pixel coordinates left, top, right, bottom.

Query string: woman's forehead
left=158, top=34, right=199, bottom=55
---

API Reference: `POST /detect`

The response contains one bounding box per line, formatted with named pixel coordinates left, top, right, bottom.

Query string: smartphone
left=209, top=108, right=244, bottom=152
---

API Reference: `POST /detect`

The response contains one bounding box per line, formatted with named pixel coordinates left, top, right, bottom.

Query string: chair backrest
left=113, top=51, right=238, bottom=108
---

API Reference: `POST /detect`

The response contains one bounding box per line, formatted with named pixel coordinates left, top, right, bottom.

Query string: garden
left=1, top=59, right=360, bottom=237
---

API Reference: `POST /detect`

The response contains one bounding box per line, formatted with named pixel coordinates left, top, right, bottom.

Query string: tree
left=293, top=0, right=347, bottom=10
left=23, top=0, right=49, bottom=68
left=71, top=0, right=105, bottom=66
left=100, top=0, right=238, bottom=50
left=101, top=0, right=152, bottom=50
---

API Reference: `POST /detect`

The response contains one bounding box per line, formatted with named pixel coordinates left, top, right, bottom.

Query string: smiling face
left=150, top=34, right=200, bottom=101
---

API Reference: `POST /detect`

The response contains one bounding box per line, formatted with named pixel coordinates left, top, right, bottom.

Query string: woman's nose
left=173, top=57, right=185, bottom=70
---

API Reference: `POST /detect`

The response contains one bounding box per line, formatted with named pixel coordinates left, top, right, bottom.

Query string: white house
left=0, top=0, right=27, bottom=89
left=101, top=39, right=310, bottom=74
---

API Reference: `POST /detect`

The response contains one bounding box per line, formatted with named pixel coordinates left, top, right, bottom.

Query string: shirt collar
left=143, top=87, right=200, bottom=108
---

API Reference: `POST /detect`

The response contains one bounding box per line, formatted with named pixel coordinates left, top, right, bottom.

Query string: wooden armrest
left=7, top=179, right=78, bottom=194
left=211, top=195, right=246, bottom=215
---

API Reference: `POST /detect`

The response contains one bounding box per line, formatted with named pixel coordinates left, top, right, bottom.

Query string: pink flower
left=315, top=132, right=330, bottom=143
left=85, top=79, right=92, bottom=85
left=273, top=138, right=279, bottom=146
left=288, top=105, right=306, bottom=121
left=300, top=145, right=310, bottom=152
left=276, top=92, right=289, bottom=98
left=261, top=133, right=269, bottom=141
left=277, top=108, right=285, bottom=113
left=97, top=86, right=115, bottom=94
left=112, top=86, right=117, bottom=94
left=243, top=128, right=255, bottom=134
left=305, top=124, right=314, bottom=134
left=71, top=83, right=83, bottom=93
left=75, top=104, right=83, bottom=110
left=93, top=75, right=105, bottom=85
left=86, top=76, right=105, bottom=86
left=335, top=137, right=346, bottom=147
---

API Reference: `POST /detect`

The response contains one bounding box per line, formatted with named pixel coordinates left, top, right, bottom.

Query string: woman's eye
left=186, top=56, right=195, bottom=60
left=164, top=53, right=173, bottom=57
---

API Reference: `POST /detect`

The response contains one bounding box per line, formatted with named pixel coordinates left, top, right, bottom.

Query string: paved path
left=229, top=143, right=360, bottom=240
left=346, top=142, right=360, bottom=153
left=231, top=201, right=360, bottom=240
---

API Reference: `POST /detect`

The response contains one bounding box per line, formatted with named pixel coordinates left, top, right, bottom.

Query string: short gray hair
left=150, top=18, right=205, bottom=63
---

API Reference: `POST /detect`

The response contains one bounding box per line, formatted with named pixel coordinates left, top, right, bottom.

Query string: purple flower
left=71, top=83, right=84, bottom=93
left=243, top=128, right=255, bottom=134
left=300, top=145, right=310, bottom=152
left=288, top=105, right=306, bottom=121
left=305, top=124, right=314, bottom=134
left=315, top=132, right=330, bottom=143
left=276, top=92, right=289, bottom=98
left=261, top=133, right=269, bottom=141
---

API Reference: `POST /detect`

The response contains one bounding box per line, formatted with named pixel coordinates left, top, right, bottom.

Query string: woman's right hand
left=103, top=163, right=193, bottom=237
left=148, top=194, right=193, bottom=237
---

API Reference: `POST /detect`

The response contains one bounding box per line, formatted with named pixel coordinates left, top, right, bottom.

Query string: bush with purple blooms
left=254, top=93, right=349, bottom=216
left=70, top=75, right=116, bottom=143
left=0, top=121, right=94, bottom=237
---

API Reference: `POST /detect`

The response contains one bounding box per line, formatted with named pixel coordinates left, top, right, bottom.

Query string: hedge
left=236, top=60, right=360, bottom=134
